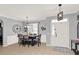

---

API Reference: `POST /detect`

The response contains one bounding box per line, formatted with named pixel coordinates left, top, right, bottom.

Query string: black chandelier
left=57, top=4, right=63, bottom=21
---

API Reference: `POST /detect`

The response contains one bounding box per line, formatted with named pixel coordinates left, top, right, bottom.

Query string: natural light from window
left=27, top=23, right=38, bottom=34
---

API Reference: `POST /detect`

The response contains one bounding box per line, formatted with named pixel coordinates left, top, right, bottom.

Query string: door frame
left=0, top=20, right=3, bottom=46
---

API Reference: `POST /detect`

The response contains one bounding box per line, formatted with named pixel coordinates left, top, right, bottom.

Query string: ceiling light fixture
left=57, top=4, right=63, bottom=21
left=23, top=16, right=29, bottom=32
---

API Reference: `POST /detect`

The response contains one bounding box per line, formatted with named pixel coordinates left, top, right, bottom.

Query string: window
left=27, top=23, right=38, bottom=34
left=32, top=24, right=38, bottom=34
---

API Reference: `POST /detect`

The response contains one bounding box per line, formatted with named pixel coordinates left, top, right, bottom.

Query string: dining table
left=23, top=34, right=38, bottom=46
left=28, top=35, right=37, bottom=46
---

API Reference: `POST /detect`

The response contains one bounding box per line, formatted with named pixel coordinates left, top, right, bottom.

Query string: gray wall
left=39, top=12, right=78, bottom=49
left=68, top=13, right=77, bottom=48
left=0, top=16, right=22, bottom=46
left=0, top=12, right=78, bottom=48
left=39, top=19, right=51, bottom=44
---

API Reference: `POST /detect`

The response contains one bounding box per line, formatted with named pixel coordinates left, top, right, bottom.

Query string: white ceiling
left=0, top=4, right=79, bottom=21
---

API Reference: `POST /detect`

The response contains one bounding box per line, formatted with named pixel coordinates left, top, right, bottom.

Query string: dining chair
left=37, top=34, right=41, bottom=46
left=18, top=34, right=24, bottom=46
left=23, top=35, right=31, bottom=47
left=34, top=34, right=41, bottom=47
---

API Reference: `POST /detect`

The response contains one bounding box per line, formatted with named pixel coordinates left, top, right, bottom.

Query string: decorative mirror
left=12, top=24, right=21, bottom=33
left=41, top=25, right=46, bottom=31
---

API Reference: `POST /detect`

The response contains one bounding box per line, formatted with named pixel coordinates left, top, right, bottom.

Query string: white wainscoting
left=5, top=34, right=46, bottom=47
left=7, top=35, right=18, bottom=46
left=41, top=35, right=46, bottom=43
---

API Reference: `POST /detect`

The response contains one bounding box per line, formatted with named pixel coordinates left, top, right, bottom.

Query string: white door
left=51, top=19, right=69, bottom=48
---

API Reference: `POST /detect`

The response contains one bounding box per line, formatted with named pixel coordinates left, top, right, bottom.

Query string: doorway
left=51, top=18, right=69, bottom=48
left=0, top=21, right=3, bottom=46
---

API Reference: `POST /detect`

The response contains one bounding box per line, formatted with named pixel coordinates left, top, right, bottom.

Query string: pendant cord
left=59, top=6, right=61, bottom=12
left=58, top=4, right=62, bottom=12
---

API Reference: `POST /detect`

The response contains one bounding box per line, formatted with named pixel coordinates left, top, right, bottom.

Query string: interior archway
left=0, top=20, right=3, bottom=46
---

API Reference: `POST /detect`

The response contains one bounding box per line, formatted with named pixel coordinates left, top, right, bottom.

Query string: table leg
left=75, top=43, right=77, bottom=52
left=31, top=39, right=33, bottom=46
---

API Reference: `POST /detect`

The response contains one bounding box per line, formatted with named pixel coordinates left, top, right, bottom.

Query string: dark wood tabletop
left=71, top=40, right=79, bottom=43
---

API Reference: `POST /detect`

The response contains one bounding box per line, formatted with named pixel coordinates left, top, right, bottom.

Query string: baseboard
left=3, top=42, right=18, bottom=47
left=3, top=44, right=8, bottom=47
left=46, top=44, right=52, bottom=46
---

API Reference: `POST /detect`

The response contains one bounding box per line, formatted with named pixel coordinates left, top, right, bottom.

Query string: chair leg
left=38, top=43, right=39, bottom=47
left=28, top=44, right=29, bottom=47
left=38, top=41, right=39, bottom=47
left=28, top=41, right=30, bottom=47
left=40, top=42, right=41, bottom=45
left=19, top=42, right=21, bottom=46
left=18, top=40, right=21, bottom=46
left=38, top=42, right=41, bottom=47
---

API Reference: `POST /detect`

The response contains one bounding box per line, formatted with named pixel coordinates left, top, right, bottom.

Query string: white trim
left=51, top=18, right=67, bottom=23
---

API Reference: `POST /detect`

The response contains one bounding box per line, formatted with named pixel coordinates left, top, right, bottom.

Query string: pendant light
left=57, top=4, right=63, bottom=21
